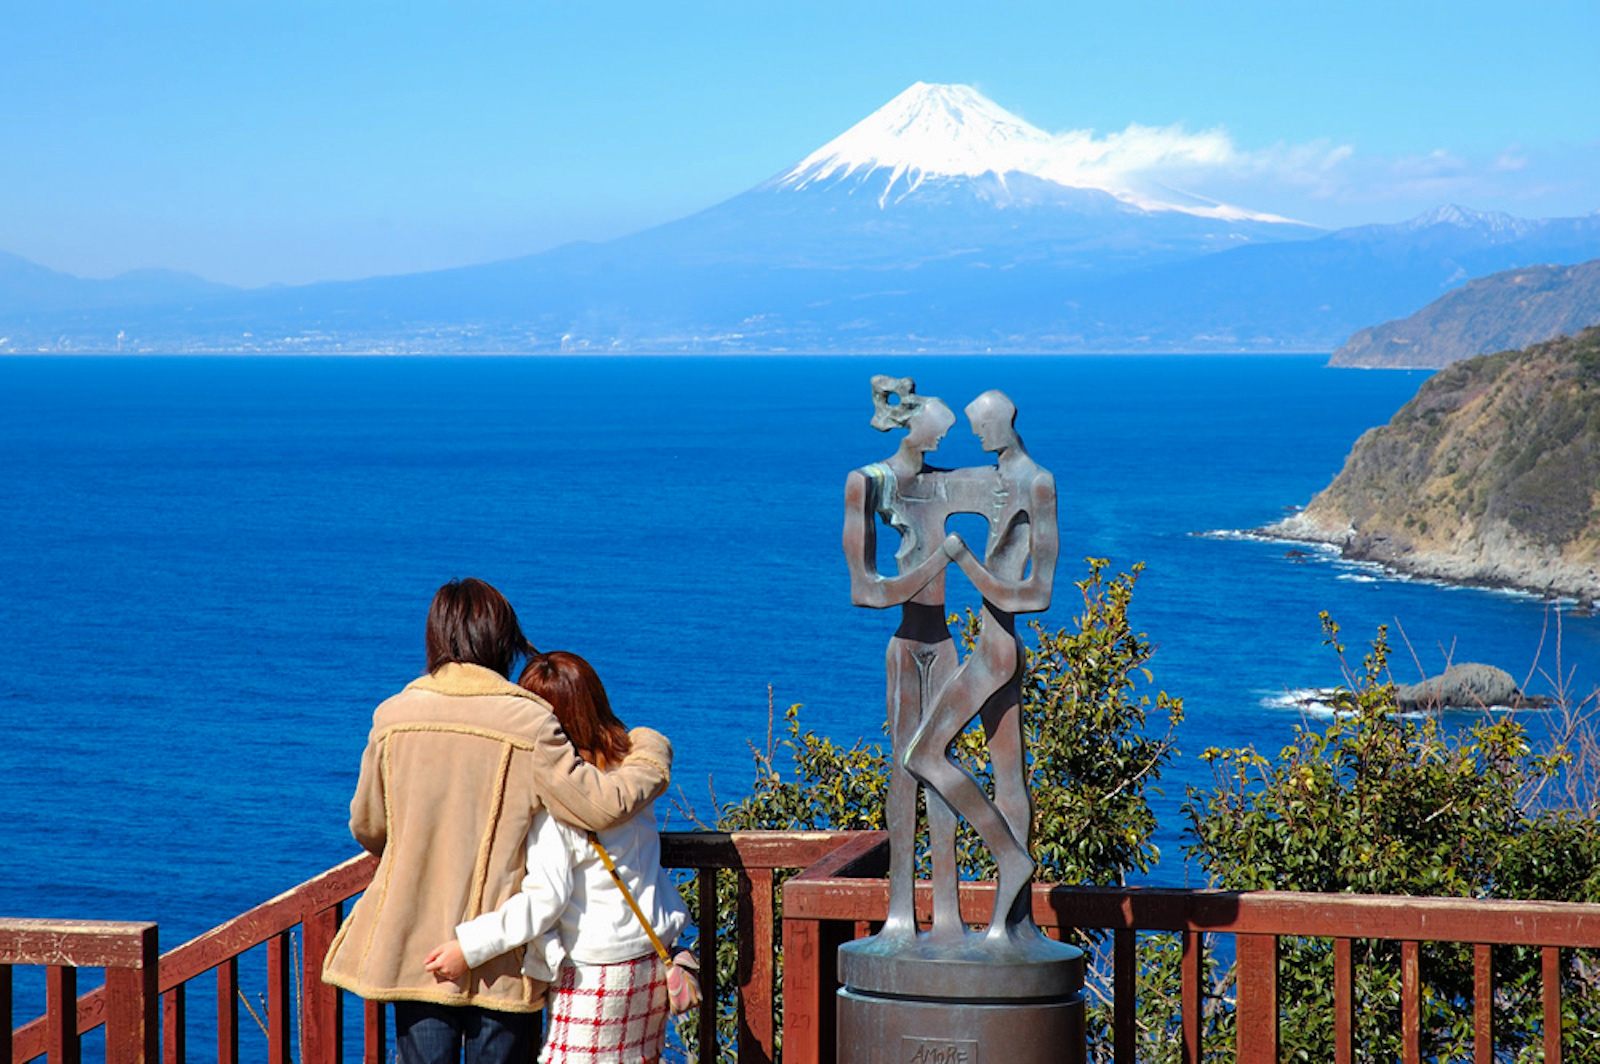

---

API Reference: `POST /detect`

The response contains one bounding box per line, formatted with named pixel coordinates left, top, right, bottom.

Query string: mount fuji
left=777, top=82, right=1292, bottom=223
left=7, top=83, right=1600, bottom=354
left=590, top=81, right=1317, bottom=276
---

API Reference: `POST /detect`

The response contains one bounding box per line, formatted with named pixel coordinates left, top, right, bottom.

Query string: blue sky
left=4, top=1, right=1597, bottom=286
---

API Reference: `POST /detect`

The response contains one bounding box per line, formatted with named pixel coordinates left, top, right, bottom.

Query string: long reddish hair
left=519, top=651, right=632, bottom=768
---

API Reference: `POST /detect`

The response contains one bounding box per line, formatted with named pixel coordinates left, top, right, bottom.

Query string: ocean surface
left=4, top=354, right=1597, bottom=989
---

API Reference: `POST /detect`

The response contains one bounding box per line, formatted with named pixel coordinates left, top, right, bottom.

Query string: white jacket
left=455, top=801, right=690, bottom=981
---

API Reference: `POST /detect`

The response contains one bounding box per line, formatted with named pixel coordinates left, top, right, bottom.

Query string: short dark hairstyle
left=424, top=577, right=535, bottom=678
left=519, top=651, right=632, bottom=769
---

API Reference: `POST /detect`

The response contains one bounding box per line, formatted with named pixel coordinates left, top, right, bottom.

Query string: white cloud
left=1391, top=149, right=1468, bottom=179
left=1492, top=147, right=1528, bottom=173
left=1042, top=123, right=1597, bottom=226
left=1035, top=123, right=1349, bottom=189
left=1024, top=122, right=1355, bottom=222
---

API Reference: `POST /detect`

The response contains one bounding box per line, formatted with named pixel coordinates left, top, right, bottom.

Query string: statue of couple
left=843, top=375, right=1059, bottom=948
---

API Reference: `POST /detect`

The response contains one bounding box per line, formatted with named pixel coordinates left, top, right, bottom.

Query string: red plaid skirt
left=539, top=954, right=670, bottom=1064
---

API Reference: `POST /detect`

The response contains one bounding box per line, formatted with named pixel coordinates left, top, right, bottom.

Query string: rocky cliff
left=1271, top=327, right=1600, bottom=602
left=1330, top=259, right=1600, bottom=368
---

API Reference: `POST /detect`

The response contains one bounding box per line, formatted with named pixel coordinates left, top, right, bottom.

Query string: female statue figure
left=842, top=376, right=967, bottom=939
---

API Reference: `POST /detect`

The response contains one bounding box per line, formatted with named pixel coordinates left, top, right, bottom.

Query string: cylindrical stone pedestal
left=837, top=930, right=1085, bottom=1064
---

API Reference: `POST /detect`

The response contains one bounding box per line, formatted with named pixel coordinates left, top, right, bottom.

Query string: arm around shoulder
left=533, top=716, right=672, bottom=831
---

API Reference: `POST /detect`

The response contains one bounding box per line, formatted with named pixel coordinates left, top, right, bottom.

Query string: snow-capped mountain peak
left=780, top=82, right=1054, bottom=195
left=1406, top=204, right=1527, bottom=233
left=776, top=81, right=1297, bottom=224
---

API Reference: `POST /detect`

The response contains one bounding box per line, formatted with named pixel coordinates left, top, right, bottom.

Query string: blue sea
left=4, top=353, right=1597, bottom=960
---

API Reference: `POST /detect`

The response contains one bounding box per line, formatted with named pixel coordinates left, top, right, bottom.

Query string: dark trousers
left=393, top=1001, right=542, bottom=1064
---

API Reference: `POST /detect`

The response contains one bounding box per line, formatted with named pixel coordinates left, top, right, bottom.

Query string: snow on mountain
left=779, top=83, right=1054, bottom=197
left=776, top=81, right=1297, bottom=224
left=1401, top=204, right=1531, bottom=234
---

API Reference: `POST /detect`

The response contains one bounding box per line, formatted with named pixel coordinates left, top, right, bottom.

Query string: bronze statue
left=838, top=379, right=1080, bottom=1060
left=844, top=380, right=1058, bottom=945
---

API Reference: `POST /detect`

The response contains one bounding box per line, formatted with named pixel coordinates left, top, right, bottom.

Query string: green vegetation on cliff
left=1278, top=326, right=1600, bottom=601
left=1331, top=259, right=1600, bottom=369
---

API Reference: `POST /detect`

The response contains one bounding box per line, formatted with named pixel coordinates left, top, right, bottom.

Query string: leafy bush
left=1184, top=614, right=1600, bottom=1062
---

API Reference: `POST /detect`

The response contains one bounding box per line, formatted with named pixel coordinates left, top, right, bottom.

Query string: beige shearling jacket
left=321, top=662, right=672, bottom=1012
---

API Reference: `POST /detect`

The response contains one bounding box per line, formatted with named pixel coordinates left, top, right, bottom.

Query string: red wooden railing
left=11, top=830, right=1600, bottom=1063
left=1, top=920, right=158, bottom=1064
left=780, top=844, right=1600, bottom=1064
left=4, top=832, right=852, bottom=1064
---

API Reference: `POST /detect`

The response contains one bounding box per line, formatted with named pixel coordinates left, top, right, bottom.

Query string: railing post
left=302, top=904, right=343, bottom=1064
left=1333, top=937, right=1353, bottom=1064
left=1114, top=928, right=1136, bottom=1063
left=217, top=957, right=240, bottom=1064
left=46, top=964, right=80, bottom=1064
left=1401, top=940, right=1421, bottom=1064
left=161, top=984, right=184, bottom=1064
left=266, top=931, right=292, bottom=1064
left=697, top=867, right=719, bottom=1062
left=1473, top=943, right=1493, bottom=1064
left=782, top=917, right=850, bottom=1064
left=362, top=999, right=386, bottom=1064
left=1543, top=946, right=1562, bottom=1064
left=1235, top=933, right=1277, bottom=1064
left=104, top=924, right=159, bottom=1064
left=1180, top=930, right=1202, bottom=1064
left=738, top=867, right=777, bottom=1064
left=2, top=962, right=12, bottom=1063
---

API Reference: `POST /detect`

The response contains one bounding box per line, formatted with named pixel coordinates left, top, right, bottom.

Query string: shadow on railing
left=10, top=830, right=1600, bottom=1064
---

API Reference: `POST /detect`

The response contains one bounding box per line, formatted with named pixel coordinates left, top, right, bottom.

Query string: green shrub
left=1184, top=614, right=1600, bottom=1062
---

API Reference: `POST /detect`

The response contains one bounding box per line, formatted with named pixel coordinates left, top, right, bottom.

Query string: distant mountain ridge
left=3, top=84, right=1600, bottom=354
left=1331, top=258, right=1600, bottom=368
left=0, top=252, right=234, bottom=317
left=1270, top=327, right=1600, bottom=602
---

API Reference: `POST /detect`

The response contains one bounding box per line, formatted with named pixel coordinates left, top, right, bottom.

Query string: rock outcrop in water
left=1269, top=326, right=1600, bottom=602
left=1394, top=663, right=1546, bottom=710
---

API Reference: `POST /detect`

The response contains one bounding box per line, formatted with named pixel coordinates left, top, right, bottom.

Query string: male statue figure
left=908, top=389, right=1059, bottom=941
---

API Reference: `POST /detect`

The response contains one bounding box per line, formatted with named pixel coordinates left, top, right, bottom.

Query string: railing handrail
left=7, top=855, right=379, bottom=1063
left=783, top=875, right=1600, bottom=947
left=7, top=831, right=858, bottom=1063
left=16, top=829, right=1600, bottom=1064
left=0, top=921, right=158, bottom=971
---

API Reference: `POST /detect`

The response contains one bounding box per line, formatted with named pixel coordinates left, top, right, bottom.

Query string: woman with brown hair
left=424, top=651, right=689, bottom=1064
left=323, top=579, right=673, bottom=1064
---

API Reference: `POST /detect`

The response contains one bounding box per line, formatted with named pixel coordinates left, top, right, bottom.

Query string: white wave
left=1195, top=528, right=1341, bottom=553
left=1260, top=687, right=1342, bottom=718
